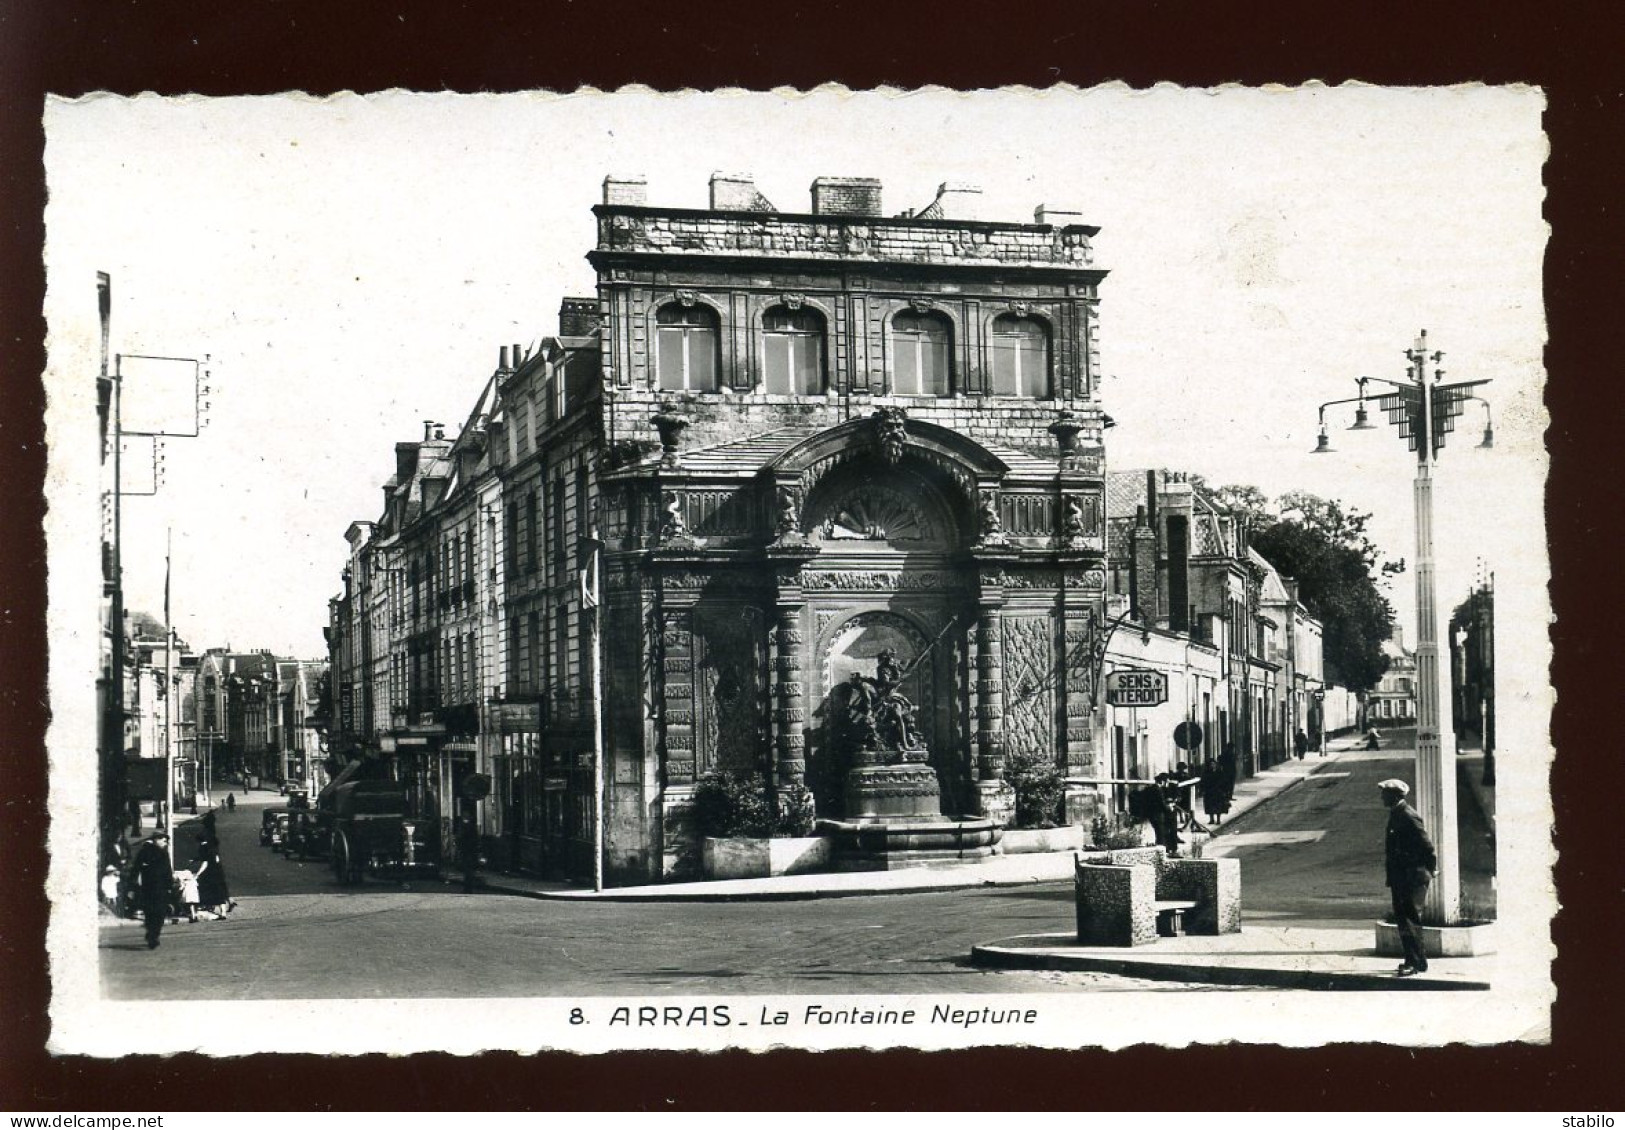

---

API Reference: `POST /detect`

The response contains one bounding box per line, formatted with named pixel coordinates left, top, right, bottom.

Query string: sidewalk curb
left=456, top=742, right=1361, bottom=905
left=474, top=871, right=1066, bottom=903
left=970, top=940, right=1491, bottom=992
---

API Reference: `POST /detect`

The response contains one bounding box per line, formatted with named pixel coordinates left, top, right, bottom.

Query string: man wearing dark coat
left=1380, top=778, right=1438, bottom=976
left=131, top=830, right=174, bottom=950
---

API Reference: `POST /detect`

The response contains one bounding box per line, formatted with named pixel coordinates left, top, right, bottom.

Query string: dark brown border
left=3, top=0, right=1620, bottom=1111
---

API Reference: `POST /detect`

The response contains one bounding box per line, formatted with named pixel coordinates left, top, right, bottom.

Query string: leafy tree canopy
left=1202, top=483, right=1396, bottom=693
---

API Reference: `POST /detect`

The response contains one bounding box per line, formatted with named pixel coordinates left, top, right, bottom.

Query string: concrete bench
left=1153, top=898, right=1199, bottom=938
left=1074, top=846, right=1241, bottom=947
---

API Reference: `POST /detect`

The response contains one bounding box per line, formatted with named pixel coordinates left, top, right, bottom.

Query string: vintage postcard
left=42, top=84, right=1552, bottom=1055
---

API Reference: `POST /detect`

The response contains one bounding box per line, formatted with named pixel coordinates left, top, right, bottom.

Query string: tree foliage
left=1208, top=485, right=1396, bottom=693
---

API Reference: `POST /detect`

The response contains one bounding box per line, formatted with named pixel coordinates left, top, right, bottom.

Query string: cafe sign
left=1105, top=668, right=1169, bottom=708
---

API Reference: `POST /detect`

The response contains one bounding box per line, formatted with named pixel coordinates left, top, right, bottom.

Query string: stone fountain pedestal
left=817, top=748, right=1002, bottom=871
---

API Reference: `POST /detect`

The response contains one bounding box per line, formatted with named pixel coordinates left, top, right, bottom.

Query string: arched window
left=762, top=306, right=826, bottom=395
left=990, top=314, right=1051, bottom=398
left=890, top=310, right=952, bottom=396
left=656, top=303, right=719, bottom=392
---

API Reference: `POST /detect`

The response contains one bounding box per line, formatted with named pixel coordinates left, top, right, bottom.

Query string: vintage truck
left=324, top=765, right=440, bottom=885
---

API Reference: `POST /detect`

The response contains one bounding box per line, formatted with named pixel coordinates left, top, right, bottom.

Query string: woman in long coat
left=1200, top=757, right=1232, bottom=824
left=193, top=812, right=234, bottom=916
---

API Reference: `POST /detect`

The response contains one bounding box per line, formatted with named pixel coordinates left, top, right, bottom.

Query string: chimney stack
left=1162, top=476, right=1194, bottom=635
left=602, top=175, right=648, bottom=206
left=1131, top=504, right=1158, bottom=625
left=1034, top=204, right=1085, bottom=227
left=499, top=345, right=510, bottom=372
left=423, top=419, right=436, bottom=442
left=709, top=172, right=776, bottom=212
left=810, top=176, right=882, bottom=217
left=559, top=297, right=600, bottom=337
left=931, top=181, right=985, bottom=222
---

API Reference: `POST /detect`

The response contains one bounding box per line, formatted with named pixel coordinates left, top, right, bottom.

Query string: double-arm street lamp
left=1313, top=329, right=1491, bottom=928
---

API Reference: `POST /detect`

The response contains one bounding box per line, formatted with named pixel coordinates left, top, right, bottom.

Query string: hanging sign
left=1106, top=668, right=1169, bottom=708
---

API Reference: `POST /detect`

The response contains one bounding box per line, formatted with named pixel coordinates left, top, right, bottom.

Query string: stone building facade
left=331, top=173, right=1119, bottom=886
left=1370, top=631, right=1418, bottom=723
left=1102, top=470, right=1328, bottom=787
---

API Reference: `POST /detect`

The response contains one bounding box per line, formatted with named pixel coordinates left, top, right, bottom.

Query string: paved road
left=1206, top=728, right=1496, bottom=928
left=103, top=740, right=1492, bottom=1000
left=103, top=791, right=1238, bottom=998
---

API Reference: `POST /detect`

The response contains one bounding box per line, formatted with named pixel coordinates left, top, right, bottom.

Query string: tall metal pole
left=103, top=276, right=127, bottom=852
left=583, top=526, right=606, bottom=893
left=1409, top=331, right=1460, bottom=926
left=163, top=529, right=176, bottom=863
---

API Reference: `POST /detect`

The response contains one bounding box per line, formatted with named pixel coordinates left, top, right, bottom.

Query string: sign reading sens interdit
left=1105, top=668, right=1169, bottom=707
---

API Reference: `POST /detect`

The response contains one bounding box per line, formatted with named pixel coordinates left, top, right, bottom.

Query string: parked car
left=260, top=807, right=291, bottom=849
left=286, top=789, right=311, bottom=811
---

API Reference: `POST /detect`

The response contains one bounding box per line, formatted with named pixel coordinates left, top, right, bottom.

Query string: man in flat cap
left=1379, top=779, right=1437, bottom=976
left=131, top=829, right=174, bottom=950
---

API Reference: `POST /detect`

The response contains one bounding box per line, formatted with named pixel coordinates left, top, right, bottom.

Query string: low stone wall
left=702, top=836, right=833, bottom=880
left=999, top=825, right=1086, bottom=854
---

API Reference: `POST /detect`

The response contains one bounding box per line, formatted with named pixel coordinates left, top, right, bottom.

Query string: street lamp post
left=1314, top=330, right=1490, bottom=928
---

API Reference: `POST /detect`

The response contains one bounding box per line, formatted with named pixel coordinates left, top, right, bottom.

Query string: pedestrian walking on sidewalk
left=1200, top=758, right=1231, bottom=824
left=1218, top=743, right=1237, bottom=807
left=131, top=830, right=174, bottom=949
left=1294, top=729, right=1309, bottom=760
left=1380, top=779, right=1437, bottom=976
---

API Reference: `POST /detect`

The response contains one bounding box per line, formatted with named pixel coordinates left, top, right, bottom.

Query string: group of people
left=102, top=807, right=236, bottom=950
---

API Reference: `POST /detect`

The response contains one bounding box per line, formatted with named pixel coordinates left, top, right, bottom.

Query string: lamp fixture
left=1347, top=377, right=1376, bottom=430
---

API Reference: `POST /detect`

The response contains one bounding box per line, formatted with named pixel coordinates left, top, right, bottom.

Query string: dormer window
left=763, top=306, right=826, bottom=395
left=890, top=310, right=952, bottom=396
left=656, top=303, right=719, bottom=392
left=990, top=313, right=1051, bottom=398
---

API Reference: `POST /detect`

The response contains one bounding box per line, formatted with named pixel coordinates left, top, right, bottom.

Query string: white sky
left=43, top=86, right=1547, bottom=661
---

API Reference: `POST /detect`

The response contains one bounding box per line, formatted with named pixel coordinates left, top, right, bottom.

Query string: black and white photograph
left=42, top=84, right=1551, bottom=1056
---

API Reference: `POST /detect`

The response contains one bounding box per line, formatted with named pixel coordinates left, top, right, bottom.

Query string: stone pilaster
left=974, top=602, right=1006, bottom=781
left=772, top=602, right=807, bottom=788
left=971, top=587, right=1015, bottom=824
left=660, top=609, right=695, bottom=785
